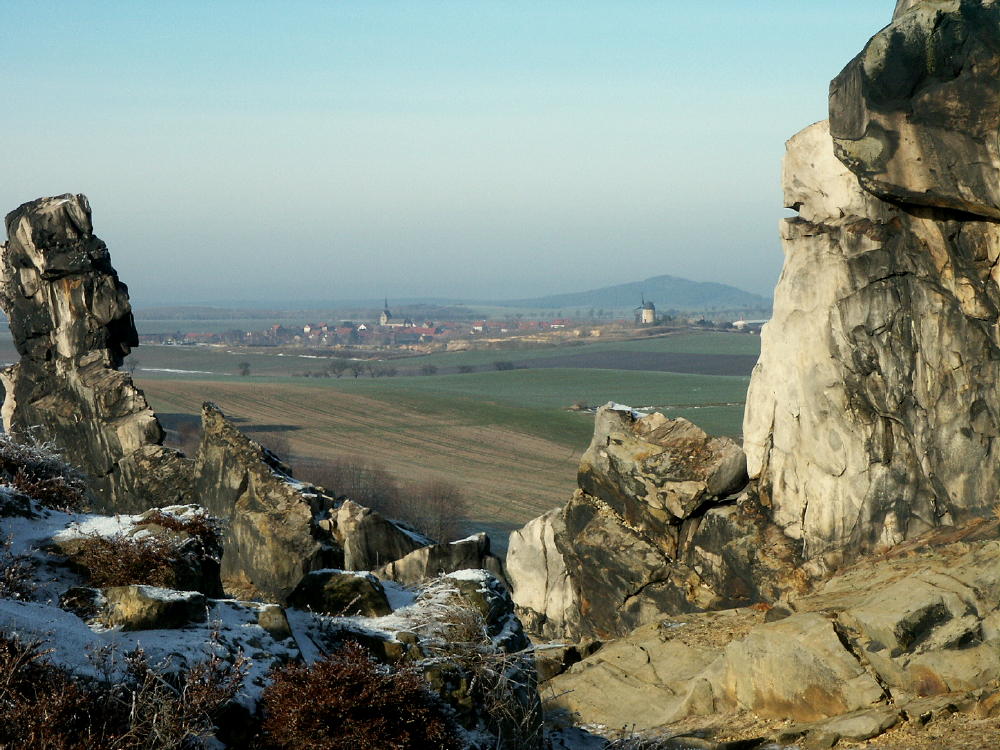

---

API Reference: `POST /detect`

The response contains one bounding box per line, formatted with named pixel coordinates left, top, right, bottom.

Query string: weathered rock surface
left=579, top=406, right=747, bottom=538
left=0, top=195, right=191, bottom=513
left=544, top=520, right=1000, bottom=740
left=100, top=585, right=207, bottom=630
left=830, top=0, right=1000, bottom=218
left=329, top=498, right=427, bottom=570
left=376, top=531, right=507, bottom=587
left=193, top=402, right=340, bottom=601
left=286, top=569, right=392, bottom=617
left=746, top=1, right=1000, bottom=567
left=508, top=406, right=800, bottom=640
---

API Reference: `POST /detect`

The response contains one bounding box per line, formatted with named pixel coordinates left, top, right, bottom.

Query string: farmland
left=0, top=329, right=760, bottom=543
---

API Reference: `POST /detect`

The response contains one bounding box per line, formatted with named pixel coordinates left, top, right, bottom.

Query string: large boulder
left=375, top=532, right=507, bottom=587
left=746, top=1, right=1000, bottom=568
left=0, top=195, right=192, bottom=513
left=286, top=569, right=392, bottom=617
left=579, top=406, right=747, bottom=547
left=543, top=521, right=1000, bottom=739
left=193, top=402, right=341, bottom=601
left=330, top=499, right=427, bottom=571
left=100, top=585, right=207, bottom=630
left=507, top=406, right=797, bottom=640
left=720, top=613, right=887, bottom=722
left=830, top=1, right=1000, bottom=219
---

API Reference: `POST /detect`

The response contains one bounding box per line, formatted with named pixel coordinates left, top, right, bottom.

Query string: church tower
left=379, top=297, right=392, bottom=326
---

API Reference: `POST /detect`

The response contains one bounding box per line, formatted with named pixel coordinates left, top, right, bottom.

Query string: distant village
left=138, top=298, right=764, bottom=351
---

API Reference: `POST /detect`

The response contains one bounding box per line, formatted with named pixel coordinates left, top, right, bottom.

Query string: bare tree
left=238, top=361, right=251, bottom=377
left=404, top=478, right=469, bottom=542
left=327, top=359, right=348, bottom=378
left=298, top=456, right=402, bottom=517
left=256, top=431, right=292, bottom=462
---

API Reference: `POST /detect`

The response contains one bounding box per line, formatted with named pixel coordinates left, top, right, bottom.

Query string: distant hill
left=495, top=275, right=771, bottom=313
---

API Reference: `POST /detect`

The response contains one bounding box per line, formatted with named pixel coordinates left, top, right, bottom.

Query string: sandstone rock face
left=508, top=405, right=800, bottom=640
left=193, top=402, right=340, bottom=601
left=100, top=585, right=207, bottom=630
left=375, top=532, right=507, bottom=587
left=579, top=406, right=747, bottom=543
left=331, top=499, right=427, bottom=570
left=545, top=522, right=1000, bottom=736
left=746, top=2, right=1000, bottom=566
left=830, top=1, right=1000, bottom=218
left=0, top=195, right=191, bottom=513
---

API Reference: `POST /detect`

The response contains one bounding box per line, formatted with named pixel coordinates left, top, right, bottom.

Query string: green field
left=0, top=327, right=759, bottom=535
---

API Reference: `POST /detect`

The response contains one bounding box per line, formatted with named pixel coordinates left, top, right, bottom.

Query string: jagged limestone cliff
left=745, top=0, right=1000, bottom=569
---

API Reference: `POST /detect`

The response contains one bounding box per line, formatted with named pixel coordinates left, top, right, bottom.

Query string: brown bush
left=258, top=641, right=463, bottom=750
left=0, top=633, right=246, bottom=750
left=0, top=436, right=88, bottom=511
left=138, top=509, right=222, bottom=551
left=71, top=533, right=179, bottom=588
left=0, top=635, right=110, bottom=749
left=0, top=536, right=35, bottom=600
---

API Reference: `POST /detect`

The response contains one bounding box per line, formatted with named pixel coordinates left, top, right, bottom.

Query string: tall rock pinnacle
left=745, top=1, right=1000, bottom=570
left=0, top=194, right=192, bottom=512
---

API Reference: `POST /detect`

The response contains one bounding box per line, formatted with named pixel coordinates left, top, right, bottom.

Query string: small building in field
left=635, top=298, right=656, bottom=326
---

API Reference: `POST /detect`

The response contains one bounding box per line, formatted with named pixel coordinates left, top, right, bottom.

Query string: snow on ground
left=0, top=596, right=298, bottom=708
left=139, top=367, right=217, bottom=375
left=382, top=580, right=417, bottom=610
left=608, top=402, right=650, bottom=419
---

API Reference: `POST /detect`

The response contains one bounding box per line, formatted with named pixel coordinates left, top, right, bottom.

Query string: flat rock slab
left=100, top=585, right=207, bottom=630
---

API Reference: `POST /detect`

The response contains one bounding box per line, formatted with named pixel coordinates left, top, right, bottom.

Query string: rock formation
left=507, top=405, right=803, bottom=640
left=192, top=401, right=341, bottom=600
left=745, top=0, right=1000, bottom=569
left=544, top=520, right=1000, bottom=745
left=0, top=197, right=508, bottom=605
left=0, top=194, right=191, bottom=513
left=376, top=532, right=507, bottom=587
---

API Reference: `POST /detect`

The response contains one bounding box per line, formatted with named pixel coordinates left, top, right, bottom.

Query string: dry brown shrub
left=118, top=642, right=247, bottom=749
left=0, top=635, right=110, bottom=749
left=258, top=641, right=463, bottom=750
left=0, top=435, right=88, bottom=511
left=0, top=633, right=247, bottom=750
left=138, top=509, right=222, bottom=550
left=0, top=536, right=35, bottom=600
left=71, top=533, right=179, bottom=588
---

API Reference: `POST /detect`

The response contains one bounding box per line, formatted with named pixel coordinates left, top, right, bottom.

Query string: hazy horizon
left=3, top=2, right=891, bottom=306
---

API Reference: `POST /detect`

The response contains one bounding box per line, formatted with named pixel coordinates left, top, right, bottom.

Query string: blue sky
left=2, top=1, right=892, bottom=306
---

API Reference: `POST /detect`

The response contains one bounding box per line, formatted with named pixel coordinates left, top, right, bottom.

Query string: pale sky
left=2, top=1, right=892, bottom=306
